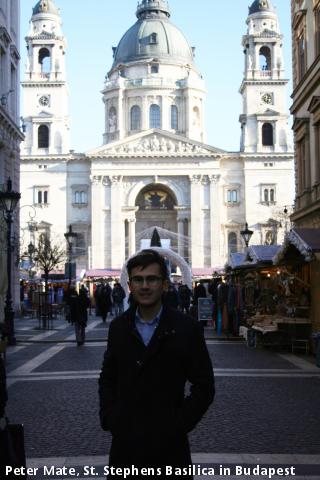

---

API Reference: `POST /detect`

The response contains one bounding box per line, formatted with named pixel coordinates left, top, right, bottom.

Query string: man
left=99, top=249, right=214, bottom=479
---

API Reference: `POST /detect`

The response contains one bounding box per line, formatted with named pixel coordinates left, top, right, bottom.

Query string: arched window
left=264, top=189, right=269, bottom=202
left=270, top=189, right=275, bottom=202
left=259, top=46, right=271, bottom=71
left=149, top=104, right=161, bottom=129
left=228, top=232, right=238, bottom=256
left=38, top=125, right=49, bottom=148
left=130, top=105, right=141, bottom=131
left=262, top=123, right=273, bottom=146
left=38, top=48, right=51, bottom=74
left=171, top=105, right=178, bottom=130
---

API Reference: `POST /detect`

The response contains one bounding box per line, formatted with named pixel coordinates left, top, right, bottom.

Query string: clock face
left=261, top=93, right=273, bottom=105
left=39, top=95, right=50, bottom=107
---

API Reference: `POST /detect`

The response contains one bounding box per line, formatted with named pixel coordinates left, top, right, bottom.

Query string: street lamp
left=240, top=222, right=254, bottom=261
left=64, top=225, right=77, bottom=288
left=0, top=178, right=21, bottom=345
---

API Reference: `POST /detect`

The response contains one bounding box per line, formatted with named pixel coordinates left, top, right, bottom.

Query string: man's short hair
left=127, top=249, right=168, bottom=280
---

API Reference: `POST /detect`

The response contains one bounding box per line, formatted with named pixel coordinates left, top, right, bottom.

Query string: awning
left=273, top=229, right=320, bottom=265
left=84, top=269, right=122, bottom=279
left=230, top=245, right=281, bottom=270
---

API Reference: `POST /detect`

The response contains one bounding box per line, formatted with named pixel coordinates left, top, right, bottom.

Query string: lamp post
left=240, top=222, right=254, bottom=261
left=64, top=225, right=77, bottom=288
left=0, top=178, right=21, bottom=345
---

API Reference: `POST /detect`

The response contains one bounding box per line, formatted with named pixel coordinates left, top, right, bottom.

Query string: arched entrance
left=135, top=184, right=178, bottom=251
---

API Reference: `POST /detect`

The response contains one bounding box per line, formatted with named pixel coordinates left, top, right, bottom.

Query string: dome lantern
left=32, top=0, right=59, bottom=17
left=248, top=0, right=276, bottom=16
left=136, top=0, right=171, bottom=19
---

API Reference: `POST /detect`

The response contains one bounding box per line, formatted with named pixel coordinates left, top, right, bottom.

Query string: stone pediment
left=87, top=129, right=225, bottom=158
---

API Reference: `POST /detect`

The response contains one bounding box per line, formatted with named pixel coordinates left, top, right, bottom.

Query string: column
left=142, top=96, right=148, bottom=131
left=209, top=175, right=221, bottom=267
left=128, top=218, right=136, bottom=256
left=189, top=175, right=203, bottom=268
left=185, top=92, right=191, bottom=138
left=110, top=175, right=124, bottom=268
left=118, top=83, right=124, bottom=140
left=90, top=176, right=104, bottom=268
left=177, top=218, right=185, bottom=258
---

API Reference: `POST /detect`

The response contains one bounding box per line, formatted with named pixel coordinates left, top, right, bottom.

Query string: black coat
left=99, top=305, right=215, bottom=479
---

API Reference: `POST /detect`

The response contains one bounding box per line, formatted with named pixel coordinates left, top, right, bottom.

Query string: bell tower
left=239, top=0, right=291, bottom=153
left=21, top=0, right=70, bottom=155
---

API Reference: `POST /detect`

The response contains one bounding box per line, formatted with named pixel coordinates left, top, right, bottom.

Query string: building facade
left=20, top=0, right=294, bottom=273
left=290, top=0, right=320, bottom=330
left=0, top=0, right=23, bottom=315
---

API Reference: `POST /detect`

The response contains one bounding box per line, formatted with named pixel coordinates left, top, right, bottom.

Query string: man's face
left=128, top=262, right=168, bottom=308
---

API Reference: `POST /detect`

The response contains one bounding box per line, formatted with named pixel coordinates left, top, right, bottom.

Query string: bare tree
left=34, top=235, right=66, bottom=292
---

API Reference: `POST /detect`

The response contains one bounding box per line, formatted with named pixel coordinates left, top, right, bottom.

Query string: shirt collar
left=135, top=305, right=163, bottom=326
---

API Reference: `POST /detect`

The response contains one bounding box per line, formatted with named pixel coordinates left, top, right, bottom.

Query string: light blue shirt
left=135, top=307, right=162, bottom=346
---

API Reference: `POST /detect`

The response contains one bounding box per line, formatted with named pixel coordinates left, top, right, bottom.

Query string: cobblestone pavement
left=3, top=314, right=320, bottom=479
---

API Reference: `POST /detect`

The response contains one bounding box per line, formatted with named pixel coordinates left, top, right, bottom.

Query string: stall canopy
left=229, top=245, right=282, bottom=270
left=273, top=229, right=320, bottom=265
left=85, top=269, right=122, bottom=279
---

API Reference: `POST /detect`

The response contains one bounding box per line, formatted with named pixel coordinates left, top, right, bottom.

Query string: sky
left=20, top=0, right=293, bottom=153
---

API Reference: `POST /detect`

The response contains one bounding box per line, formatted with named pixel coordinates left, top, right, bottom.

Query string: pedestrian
left=67, top=287, right=86, bottom=346
left=111, top=282, right=126, bottom=317
left=178, top=283, right=192, bottom=313
left=99, top=283, right=112, bottom=322
left=99, top=249, right=214, bottom=479
left=164, top=282, right=179, bottom=309
left=193, top=282, right=207, bottom=304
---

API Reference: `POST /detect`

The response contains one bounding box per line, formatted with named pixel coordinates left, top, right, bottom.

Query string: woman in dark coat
left=98, top=284, right=112, bottom=322
left=67, top=287, right=86, bottom=346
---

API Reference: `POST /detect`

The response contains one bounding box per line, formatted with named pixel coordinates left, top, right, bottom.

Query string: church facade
left=20, top=0, right=294, bottom=272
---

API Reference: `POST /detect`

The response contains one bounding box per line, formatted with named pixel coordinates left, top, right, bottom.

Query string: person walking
left=178, top=283, right=192, bottom=314
left=67, top=287, right=85, bottom=346
left=0, top=355, right=8, bottom=474
left=164, top=282, right=179, bottom=309
left=99, top=249, right=214, bottom=479
left=111, top=282, right=126, bottom=317
left=99, top=283, right=112, bottom=323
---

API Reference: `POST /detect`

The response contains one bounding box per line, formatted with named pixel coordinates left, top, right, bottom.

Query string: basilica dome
left=112, top=0, right=195, bottom=68
left=32, top=0, right=59, bottom=16
left=249, top=0, right=276, bottom=15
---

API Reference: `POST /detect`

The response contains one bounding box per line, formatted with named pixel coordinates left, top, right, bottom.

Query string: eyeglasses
left=130, top=275, right=163, bottom=286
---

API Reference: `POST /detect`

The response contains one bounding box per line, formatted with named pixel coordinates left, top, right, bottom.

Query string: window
left=74, top=191, right=88, bottom=205
left=35, top=187, right=49, bottom=205
left=227, top=189, right=239, bottom=204
left=259, top=46, right=271, bottom=71
left=293, top=117, right=311, bottom=196
left=261, top=185, right=276, bottom=204
left=150, top=33, right=158, bottom=44
left=262, top=122, right=273, bottom=146
left=315, top=2, right=320, bottom=56
left=38, top=47, right=51, bottom=75
left=130, top=105, right=141, bottom=131
left=171, top=105, right=178, bottom=130
left=151, top=64, right=159, bottom=74
left=38, top=125, right=49, bottom=148
left=298, top=33, right=306, bottom=80
left=149, top=104, right=161, bottom=129
left=228, top=232, right=238, bottom=256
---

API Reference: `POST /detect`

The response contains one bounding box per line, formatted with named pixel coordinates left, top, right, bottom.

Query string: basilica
left=20, top=0, right=294, bottom=273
